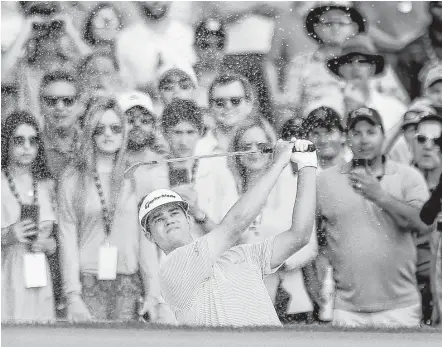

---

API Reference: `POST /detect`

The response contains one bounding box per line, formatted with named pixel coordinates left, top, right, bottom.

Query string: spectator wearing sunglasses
left=326, top=35, right=410, bottom=164
left=1, top=111, right=56, bottom=322
left=118, top=91, right=169, bottom=199
left=316, top=107, right=430, bottom=327
left=39, top=71, right=83, bottom=179
left=1, top=2, right=91, bottom=121
left=384, top=99, right=438, bottom=165
left=413, top=113, right=442, bottom=325
left=195, top=73, right=255, bottom=158
left=57, top=96, right=164, bottom=323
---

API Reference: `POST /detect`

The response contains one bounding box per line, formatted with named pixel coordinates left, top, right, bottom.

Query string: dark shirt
left=420, top=173, right=442, bottom=226
left=396, top=24, right=442, bottom=100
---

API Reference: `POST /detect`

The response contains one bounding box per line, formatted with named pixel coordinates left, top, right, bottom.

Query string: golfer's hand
left=273, top=139, right=293, bottom=167
left=290, top=138, right=317, bottom=170
left=67, top=298, right=92, bottom=323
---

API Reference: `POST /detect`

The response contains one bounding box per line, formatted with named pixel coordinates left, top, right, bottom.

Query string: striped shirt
left=160, top=235, right=282, bottom=327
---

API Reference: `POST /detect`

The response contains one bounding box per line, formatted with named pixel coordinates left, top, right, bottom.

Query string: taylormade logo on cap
left=145, top=194, right=177, bottom=209
left=138, top=189, right=189, bottom=229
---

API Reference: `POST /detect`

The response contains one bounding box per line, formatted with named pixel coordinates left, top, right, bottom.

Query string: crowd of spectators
left=1, top=1, right=442, bottom=328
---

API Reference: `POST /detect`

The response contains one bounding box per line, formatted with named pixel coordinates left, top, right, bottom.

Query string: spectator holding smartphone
left=1, top=111, right=57, bottom=322
left=316, top=107, right=430, bottom=328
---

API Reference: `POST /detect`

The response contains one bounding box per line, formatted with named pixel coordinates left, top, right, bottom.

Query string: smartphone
left=20, top=204, right=39, bottom=242
left=169, top=168, right=190, bottom=187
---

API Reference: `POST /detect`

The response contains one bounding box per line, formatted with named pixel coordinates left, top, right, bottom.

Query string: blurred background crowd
left=1, top=1, right=442, bottom=327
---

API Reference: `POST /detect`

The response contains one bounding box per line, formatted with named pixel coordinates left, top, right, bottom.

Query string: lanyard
left=93, top=169, right=114, bottom=237
left=4, top=170, right=38, bottom=206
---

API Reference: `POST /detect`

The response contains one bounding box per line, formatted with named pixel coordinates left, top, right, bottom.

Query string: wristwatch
left=195, top=213, right=208, bottom=224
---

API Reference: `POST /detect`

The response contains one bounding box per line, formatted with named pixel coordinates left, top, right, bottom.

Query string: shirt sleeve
left=160, top=235, right=213, bottom=313
left=403, top=166, right=430, bottom=209
left=242, top=237, right=280, bottom=276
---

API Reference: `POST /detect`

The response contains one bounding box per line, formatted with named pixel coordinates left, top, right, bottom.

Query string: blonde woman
left=58, top=97, right=165, bottom=322
left=228, top=117, right=318, bottom=323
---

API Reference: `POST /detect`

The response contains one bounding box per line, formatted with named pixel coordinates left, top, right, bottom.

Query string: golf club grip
left=261, top=144, right=316, bottom=154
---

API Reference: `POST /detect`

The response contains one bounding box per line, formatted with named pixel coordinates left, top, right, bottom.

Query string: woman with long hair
left=57, top=96, right=165, bottom=322
left=227, top=117, right=318, bottom=324
left=1, top=111, right=56, bottom=321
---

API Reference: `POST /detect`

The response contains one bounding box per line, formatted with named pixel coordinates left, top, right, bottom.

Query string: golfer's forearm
left=291, top=168, right=317, bottom=241
left=221, top=161, right=286, bottom=238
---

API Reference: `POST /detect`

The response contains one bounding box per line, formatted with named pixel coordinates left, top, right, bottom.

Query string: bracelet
left=195, top=213, right=208, bottom=225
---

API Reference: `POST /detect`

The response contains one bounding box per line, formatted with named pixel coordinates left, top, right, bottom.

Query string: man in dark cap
left=316, top=106, right=430, bottom=327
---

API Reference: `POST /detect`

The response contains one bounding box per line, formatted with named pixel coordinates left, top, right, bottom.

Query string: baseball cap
left=117, top=91, right=156, bottom=115
left=303, top=107, right=344, bottom=135
left=422, top=64, right=442, bottom=91
left=138, top=189, right=189, bottom=231
left=346, top=107, right=384, bottom=132
left=157, top=63, right=198, bottom=88
left=417, top=111, right=442, bottom=127
left=402, top=98, right=438, bottom=128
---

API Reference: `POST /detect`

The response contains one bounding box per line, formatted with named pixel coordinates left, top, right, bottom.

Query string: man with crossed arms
left=138, top=139, right=317, bottom=326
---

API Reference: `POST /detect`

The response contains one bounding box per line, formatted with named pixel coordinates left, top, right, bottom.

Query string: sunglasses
left=93, top=124, right=124, bottom=136
left=12, top=136, right=39, bottom=147
left=211, top=97, right=244, bottom=108
left=42, top=96, right=76, bottom=107
left=415, top=134, right=440, bottom=147
left=196, top=41, right=223, bottom=50
left=403, top=111, right=421, bottom=123
left=159, top=79, right=193, bottom=92
left=238, top=142, right=269, bottom=152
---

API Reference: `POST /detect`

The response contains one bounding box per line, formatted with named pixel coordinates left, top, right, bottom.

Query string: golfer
left=138, top=139, right=317, bottom=327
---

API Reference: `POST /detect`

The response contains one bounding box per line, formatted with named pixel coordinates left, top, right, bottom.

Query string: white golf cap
left=138, top=189, right=189, bottom=230
left=117, top=91, right=156, bottom=115
left=157, top=62, right=198, bottom=88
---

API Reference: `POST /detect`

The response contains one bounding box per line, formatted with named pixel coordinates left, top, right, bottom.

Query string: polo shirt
left=317, top=159, right=429, bottom=312
left=160, top=235, right=282, bottom=327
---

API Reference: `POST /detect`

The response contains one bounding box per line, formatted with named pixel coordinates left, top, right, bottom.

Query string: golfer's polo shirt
left=317, top=160, right=429, bottom=312
left=160, top=236, right=282, bottom=327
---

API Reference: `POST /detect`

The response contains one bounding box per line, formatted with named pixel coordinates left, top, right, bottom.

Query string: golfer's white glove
left=290, top=138, right=317, bottom=170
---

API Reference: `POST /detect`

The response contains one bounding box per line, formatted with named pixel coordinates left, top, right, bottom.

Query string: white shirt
left=160, top=235, right=282, bottom=327
left=194, top=156, right=238, bottom=224
left=116, top=21, right=196, bottom=87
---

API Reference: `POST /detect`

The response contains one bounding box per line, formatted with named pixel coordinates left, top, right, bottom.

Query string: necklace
left=93, top=169, right=114, bottom=237
left=4, top=170, right=38, bottom=205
